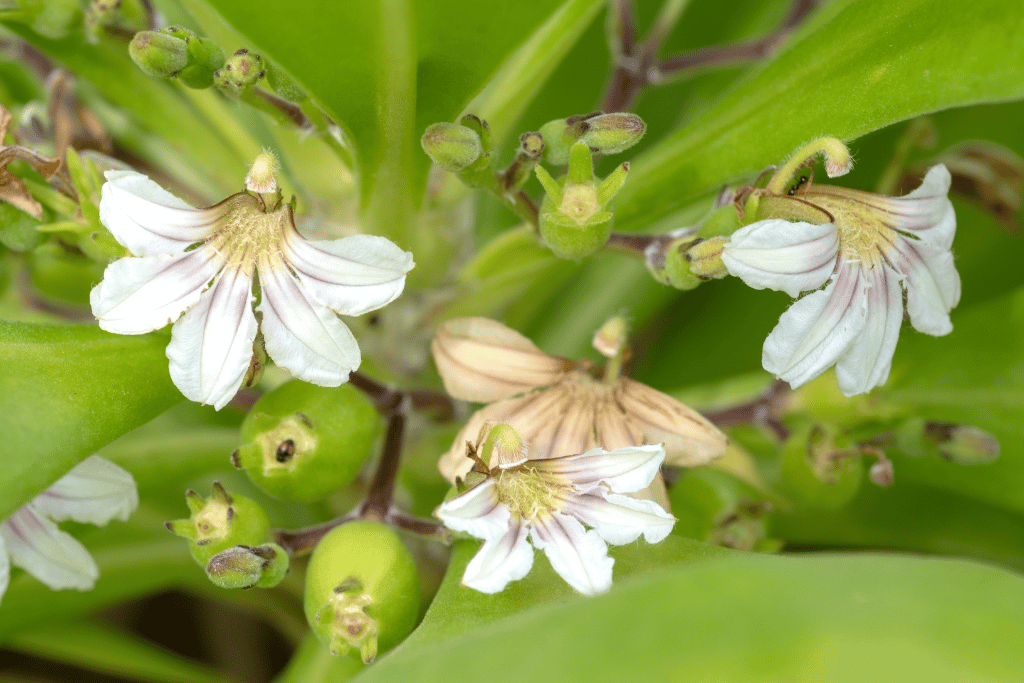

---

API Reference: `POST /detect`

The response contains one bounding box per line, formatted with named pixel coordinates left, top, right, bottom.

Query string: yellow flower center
left=206, top=193, right=291, bottom=275
left=495, top=466, right=572, bottom=521
left=809, top=194, right=897, bottom=269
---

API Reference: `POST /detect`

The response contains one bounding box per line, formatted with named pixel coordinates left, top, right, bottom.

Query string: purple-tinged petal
left=569, top=489, right=675, bottom=544
left=529, top=513, right=613, bottom=596
left=461, top=516, right=534, bottom=594
left=835, top=264, right=905, bottom=396
left=0, top=505, right=97, bottom=591
left=31, top=456, right=138, bottom=526
left=891, top=236, right=961, bottom=336
left=535, top=445, right=665, bottom=494
left=723, top=219, right=839, bottom=297
left=436, top=479, right=507, bottom=541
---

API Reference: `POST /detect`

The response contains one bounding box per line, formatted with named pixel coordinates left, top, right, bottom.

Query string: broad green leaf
left=4, top=621, right=230, bottom=683
left=0, top=323, right=180, bottom=519
left=274, top=634, right=363, bottom=683
left=363, top=550, right=1024, bottom=682
left=615, top=0, right=1024, bottom=233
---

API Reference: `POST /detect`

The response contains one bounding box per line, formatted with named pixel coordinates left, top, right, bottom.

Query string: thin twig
left=359, top=410, right=406, bottom=520
left=702, top=379, right=790, bottom=441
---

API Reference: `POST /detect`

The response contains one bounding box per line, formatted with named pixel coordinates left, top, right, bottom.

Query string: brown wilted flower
left=431, top=317, right=727, bottom=504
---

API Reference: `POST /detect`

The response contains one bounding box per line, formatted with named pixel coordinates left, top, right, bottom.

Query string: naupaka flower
left=436, top=425, right=674, bottom=596
left=431, top=317, right=727, bottom=506
left=91, top=163, right=414, bottom=409
left=722, top=164, right=960, bottom=396
left=1, top=456, right=138, bottom=604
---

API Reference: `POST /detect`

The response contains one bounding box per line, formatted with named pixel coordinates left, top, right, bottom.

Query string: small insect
left=787, top=174, right=810, bottom=196
left=275, top=439, right=296, bottom=463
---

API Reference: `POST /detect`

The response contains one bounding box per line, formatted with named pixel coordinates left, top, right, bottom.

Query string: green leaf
left=274, top=633, right=363, bottom=683
left=4, top=621, right=231, bottom=683
left=616, top=0, right=1024, bottom=232
left=363, top=550, right=1024, bottom=682
left=0, top=323, right=180, bottom=519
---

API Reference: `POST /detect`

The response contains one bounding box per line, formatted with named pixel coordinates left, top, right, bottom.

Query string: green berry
left=166, top=482, right=271, bottom=568
left=304, top=521, right=420, bottom=662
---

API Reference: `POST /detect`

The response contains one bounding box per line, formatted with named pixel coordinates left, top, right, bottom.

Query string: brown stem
left=359, top=410, right=406, bottom=520
left=605, top=231, right=672, bottom=256
left=386, top=510, right=451, bottom=542
left=274, top=516, right=356, bottom=555
left=702, top=379, right=790, bottom=441
left=251, top=87, right=312, bottom=129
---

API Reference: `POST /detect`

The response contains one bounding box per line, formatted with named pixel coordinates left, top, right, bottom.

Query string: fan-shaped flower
left=722, top=165, right=960, bottom=396
left=437, top=437, right=673, bottom=596
left=90, top=170, right=414, bottom=409
left=431, top=317, right=727, bottom=504
left=0, top=456, right=138, bottom=604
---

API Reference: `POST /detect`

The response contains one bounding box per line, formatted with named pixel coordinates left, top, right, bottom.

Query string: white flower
left=91, top=170, right=415, bottom=409
left=0, top=456, right=138, bottom=604
left=722, top=165, right=960, bottom=396
left=436, top=444, right=674, bottom=596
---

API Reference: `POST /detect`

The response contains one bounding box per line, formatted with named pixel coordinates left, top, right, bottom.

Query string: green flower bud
left=421, top=122, right=483, bottom=173
left=538, top=113, right=597, bottom=166
left=535, top=142, right=628, bottom=260
left=646, top=237, right=701, bottom=291
left=206, top=543, right=289, bottom=589
left=129, top=31, right=189, bottom=79
left=166, top=482, right=271, bottom=568
left=177, top=36, right=225, bottom=89
left=776, top=424, right=862, bottom=511
left=213, top=49, right=266, bottom=94
left=233, top=382, right=382, bottom=502
left=266, top=63, right=307, bottom=102
left=926, top=422, right=1000, bottom=465
left=579, top=112, right=646, bottom=156
left=305, top=522, right=420, bottom=662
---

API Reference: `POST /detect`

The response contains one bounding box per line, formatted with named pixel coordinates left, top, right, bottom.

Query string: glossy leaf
left=616, top=0, right=1024, bottom=233
left=363, top=548, right=1024, bottom=682
left=0, top=323, right=180, bottom=520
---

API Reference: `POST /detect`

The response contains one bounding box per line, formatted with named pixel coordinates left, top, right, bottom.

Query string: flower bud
left=305, top=522, right=420, bottom=662
left=592, top=316, right=629, bottom=359
left=927, top=422, right=1001, bottom=465
left=233, top=381, right=382, bottom=502
left=539, top=112, right=645, bottom=165
left=166, top=482, right=271, bottom=568
left=177, top=36, right=226, bottom=89
left=421, top=122, right=483, bottom=173
left=646, top=237, right=701, bottom=291
left=206, top=543, right=289, bottom=589
left=580, top=112, right=646, bottom=156
left=129, top=31, right=189, bottom=79
left=213, top=49, right=266, bottom=94
left=686, top=237, right=729, bottom=280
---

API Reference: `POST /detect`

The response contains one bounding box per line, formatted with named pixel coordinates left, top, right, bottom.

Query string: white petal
left=31, top=456, right=138, bottom=526
left=0, top=505, right=98, bottom=591
left=431, top=318, right=571, bottom=403
left=892, top=237, right=961, bottom=336
left=166, top=266, right=257, bottom=410
left=893, top=165, right=956, bottom=250
left=256, top=254, right=361, bottom=386
left=834, top=264, right=904, bottom=396
left=722, top=219, right=839, bottom=297
left=763, top=264, right=868, bottom=389
left=536, top=445, right=665, bottom=495
left=436, top=479, right=509, bottom=540
left=569, top=490, right=675, bottom=545
left=529, top=513, right=613, bottom=596
left=90, top=247, right=223, bottom=334
left=0, top=537, right=9, bottom=605
left=100, top=170, right=224, bottom=256
left=461, top=517, right=534, bottom=594
left=283, top=231, right=414, bottom=316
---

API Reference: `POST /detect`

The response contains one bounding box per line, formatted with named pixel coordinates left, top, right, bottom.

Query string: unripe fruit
left=233, top=382, right=382, bottom=502
left=304, top=521, right=420, bottom=662
left=206, top=543, right=289, bottom=589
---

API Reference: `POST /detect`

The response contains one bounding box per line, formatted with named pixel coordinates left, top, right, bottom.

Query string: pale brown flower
left=431, top=317, right=727, bottom=504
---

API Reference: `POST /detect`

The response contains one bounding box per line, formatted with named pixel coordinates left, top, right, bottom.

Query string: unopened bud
left=481, top=423, right=526, bottom=468
left=214, top=49, right=266, bottom=94
left=178, top=36, right=225, bottom=89
left=868, top=458, right=895, bottom=487
left=929, top=423, right=1000, bottom=465
left=206, top=543, right=289, bottom=589
left=593, top=316, right=629, bottom=359
left=129, top=31, right=188, bottom=79
left=686, top=237, right=729, bottom=280
left=538, top=113, right=597, bottom=166
left=421, top=122, right=483, bottom=173
left=246, top=152, right=279, bottom=194
left=646, top=237, right=700, bottom=291
left=580, top=112, right=646, bottom=156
